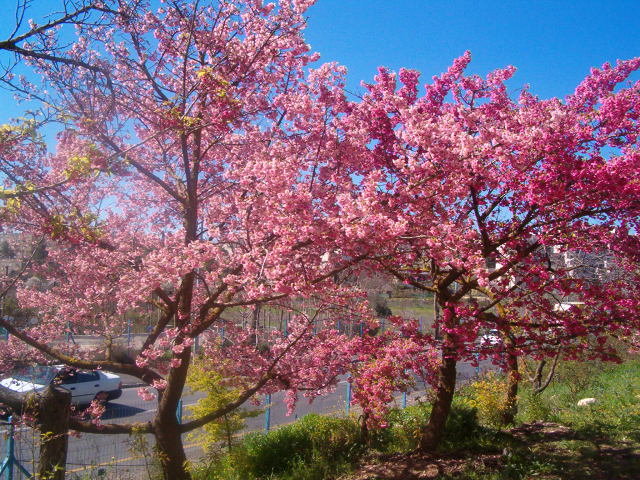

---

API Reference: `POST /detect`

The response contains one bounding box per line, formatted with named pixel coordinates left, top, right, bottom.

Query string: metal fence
left=0, top=393, right=158, bottom=480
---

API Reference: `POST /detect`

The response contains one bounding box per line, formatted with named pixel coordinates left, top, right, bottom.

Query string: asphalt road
left=1, top=359, right=492, bottom=479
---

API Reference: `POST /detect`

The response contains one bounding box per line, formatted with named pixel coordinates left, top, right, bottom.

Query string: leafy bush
left=242, top=426, right=312, bottom=476
left=384, top=402, right=504, bottom=453
left=246, top=414, right=363, bottom=477
left=192, top=414, right=364, bottom=479
left=553, top=360, right=605, bottom=396
left=517, top=390, right=555, bottom=423
left=440, top=404, right=508, bottom=452
left=457, top=372, right=510, bottom=427
left=192, top=359, right=640, bottom=479
left=383, top=403, right=432, bottom=451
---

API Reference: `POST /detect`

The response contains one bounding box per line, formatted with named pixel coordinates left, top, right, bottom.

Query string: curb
left=121, top=383, right=148, bottom=389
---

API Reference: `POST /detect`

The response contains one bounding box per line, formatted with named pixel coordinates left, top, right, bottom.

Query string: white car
left=0, top=365, right=122, bottom=405
left=479, top=329, right=502, bottom=346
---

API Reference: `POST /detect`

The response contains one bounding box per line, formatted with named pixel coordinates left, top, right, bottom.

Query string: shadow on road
left=100, top=402, right=147, bottom=420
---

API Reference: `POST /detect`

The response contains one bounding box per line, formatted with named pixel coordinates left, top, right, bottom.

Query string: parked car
left=479, top=329, right=502, bottom=346
left=0, top=365, right=122, bottom=405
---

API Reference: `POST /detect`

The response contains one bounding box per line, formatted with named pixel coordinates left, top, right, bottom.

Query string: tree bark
left=360, top=412, right=370, bottom=446
left=154, top=334, right=193, bottom=480
left=532, top=358, right=546, bottom=393
left=38, top=386, right=71, bottom=480
left=530, top=351, right=560, bottom=395
left=419, top=352, right=457, bottom=451
left=154, top=418, right=189, bottom=480
left=502, top=352, right=519, bottom=425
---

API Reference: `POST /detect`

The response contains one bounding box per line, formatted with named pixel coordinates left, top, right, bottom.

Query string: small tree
left=186, top=355, right=260, bottom=453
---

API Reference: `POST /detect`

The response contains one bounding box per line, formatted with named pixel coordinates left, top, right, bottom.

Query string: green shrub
left=192, top=358, right=640, bottom=479
left=553, top=360, right=605, bottom=396
left=517, top=391, right=555, bottom=423
left=186, top=357, right=260, bottom=454
left=242, top=426, right=312, bottom=476
left=441, top=405, right=483, bottom=450
left=383, top=403, right=432, bottom=451
left=193, top=414, right=364, bottom=479
left=384, top=402, right=505, bottom=453
left=457, top=372, right=511, bottom=428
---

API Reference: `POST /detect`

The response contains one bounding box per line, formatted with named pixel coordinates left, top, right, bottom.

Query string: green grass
left=386, top=297, right=434, bottom=326
left=453, top=358, right=640, bottom=480
left=518, top=359, right=640, bottom=442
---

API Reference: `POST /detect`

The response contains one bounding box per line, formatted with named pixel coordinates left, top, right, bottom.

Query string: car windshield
left=11, top=365, right=57, bottom=385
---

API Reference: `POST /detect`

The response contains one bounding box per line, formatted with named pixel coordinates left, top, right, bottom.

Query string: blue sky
left=305, top=0, right=640, bottom=99
left=1, top=0, right=639, bottom=121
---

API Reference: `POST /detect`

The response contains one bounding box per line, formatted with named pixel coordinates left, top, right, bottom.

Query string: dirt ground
left=341, top=422, right=640, bottom=480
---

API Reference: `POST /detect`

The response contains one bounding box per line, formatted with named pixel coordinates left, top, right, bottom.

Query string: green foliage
left=518, top=390, right=554, bottom=423
left=374, top=402, right=506, bottom=454
left=0, top=118, right=42, bottom=144
left=186, top=356, right=259, bottom=453
left=191, top=414, right=363, bottom=480
left=242, top=414, right=362, bottom=478
left=62, top=143, right=102, bottom=180
left=518, top=359, right=640, bottom=441
left=552, top=360, right=606, bottom=396
left=48, top=211, right=103, bottom=242
left=457, top=371, right=510, bottom=428
left=381, top=403, right=431, bottom=451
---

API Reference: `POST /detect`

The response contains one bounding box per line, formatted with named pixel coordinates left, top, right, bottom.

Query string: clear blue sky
left=305, top=0, right=640, bottom=99
left=1, top=0, right=639, bottom=120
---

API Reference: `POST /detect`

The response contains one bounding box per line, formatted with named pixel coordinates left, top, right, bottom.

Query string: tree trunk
left=154, top=347, right=193, bottom=480
left=360, top=412, right=370, bottom=446
left=530, top=351, right=560, bottom=395
left=154, top=418, right=190, bottom=480
left=38, top=386, right=70, bottom=480
left=502, top=352, right=519, bottom=425
left=418, top=353, right=457, bottom=451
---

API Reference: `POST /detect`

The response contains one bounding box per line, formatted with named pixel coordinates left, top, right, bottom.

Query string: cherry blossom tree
left=0, top=1, right=369, bottom=478
left=337, top=52, right=640, bottom=449
left=3, top=1, right=640, bottom=473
